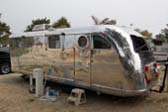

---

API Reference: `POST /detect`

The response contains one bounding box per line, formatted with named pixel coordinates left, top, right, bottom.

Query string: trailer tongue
left=151, top=57, right=168, bottom=93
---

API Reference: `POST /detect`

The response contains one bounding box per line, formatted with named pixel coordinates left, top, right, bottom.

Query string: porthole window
left=78, top=36, right=88, bottom=48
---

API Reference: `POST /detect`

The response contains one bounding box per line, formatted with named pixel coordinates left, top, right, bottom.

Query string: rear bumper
left=92, top=84, right=149, bottom=97
left=121, top=88, right=149, bottom=96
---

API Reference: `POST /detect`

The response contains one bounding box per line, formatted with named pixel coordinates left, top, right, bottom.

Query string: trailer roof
left=10, top=25, right=143, bottom=38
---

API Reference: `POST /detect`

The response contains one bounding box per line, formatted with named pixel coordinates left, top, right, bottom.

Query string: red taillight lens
left=153, top=63, right=159, bottom=78
left=154, top=69, right=159, bottom=78
left=153, top=63, right=158, bottom=68
left=144, top=65, right=149, bottom=72
left=146, top=79, right=151, bottom=84
left=155, top=72, right=159, bottom=78
left=144, top=65, right=151, bottom=84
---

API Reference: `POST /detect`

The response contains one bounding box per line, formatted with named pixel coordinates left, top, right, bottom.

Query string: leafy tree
left=52, top=17, right=71, bottom=29
left=155, top=34, right=166, bottom=41
left=25, top=17, right=50, bottom=32
left=135, top=28, right=152, bottom=38
left=91, top=16, right=117, bottom=25
left=140, top=30, right=152, bottom=38
left=0, top=14, right=11, bottom=45
left=156, top=25, right=168, bottom=42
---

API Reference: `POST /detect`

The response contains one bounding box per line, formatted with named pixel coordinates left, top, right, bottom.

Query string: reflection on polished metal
left=10, top=25, right=158, bottom=96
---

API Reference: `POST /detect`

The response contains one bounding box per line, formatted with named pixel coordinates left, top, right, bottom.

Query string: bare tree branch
left=91, top=16, right=116, bottom=25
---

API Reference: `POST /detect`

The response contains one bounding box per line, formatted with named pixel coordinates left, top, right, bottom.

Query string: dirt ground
left=0, top=73, right=168, bottom=112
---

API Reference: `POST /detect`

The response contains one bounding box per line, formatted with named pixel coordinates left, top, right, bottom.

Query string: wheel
left=0, top=62, right=11, bottom=74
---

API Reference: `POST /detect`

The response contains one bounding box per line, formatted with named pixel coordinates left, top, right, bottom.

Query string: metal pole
left=29, top=75, right=33, bottom=92
left=159, top=57, right=168, bottom=92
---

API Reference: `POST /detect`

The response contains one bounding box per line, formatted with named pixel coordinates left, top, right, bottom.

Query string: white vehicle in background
left=152, top=39, right=168, bottom=61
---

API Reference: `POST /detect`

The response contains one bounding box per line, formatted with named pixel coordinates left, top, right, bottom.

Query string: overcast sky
left=0, top=0, right=168, bottom=36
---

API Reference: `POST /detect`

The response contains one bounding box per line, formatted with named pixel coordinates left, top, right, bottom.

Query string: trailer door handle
left=91, top=60, right=94, bottom=63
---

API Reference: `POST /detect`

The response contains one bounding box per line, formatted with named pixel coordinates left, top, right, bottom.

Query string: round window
left=78, top=36, right=88, bottom=47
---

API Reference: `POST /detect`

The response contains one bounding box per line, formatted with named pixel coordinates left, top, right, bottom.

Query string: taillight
left=146, top=79, right=151, bottom=84
left=155, top=72, right=159, bottom=78
left=153, top=63, right=158, bottom=68
left=153, top=63, right=159, bottom=78
left=144, top=65, right=151, bottom=84
left=144, top=65, right=149, bottom=72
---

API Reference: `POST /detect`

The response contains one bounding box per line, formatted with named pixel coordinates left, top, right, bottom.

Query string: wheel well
left=0, top=61, right=11, bottom=74
left=0, top=61, right=11, bottom=70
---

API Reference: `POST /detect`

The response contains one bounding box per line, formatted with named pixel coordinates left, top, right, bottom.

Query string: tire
left=0, top=62, right=11, bottom=74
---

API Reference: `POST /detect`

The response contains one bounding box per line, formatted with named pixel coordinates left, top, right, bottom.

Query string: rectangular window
left=11, top=38, right=24, bottom=48
left=48, top=35, right=60, bottom=49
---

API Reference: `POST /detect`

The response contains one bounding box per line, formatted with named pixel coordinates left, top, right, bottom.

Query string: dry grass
left=0, top=71, right=168, bottom=112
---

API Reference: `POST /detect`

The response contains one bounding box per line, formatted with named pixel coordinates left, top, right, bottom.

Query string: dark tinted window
left=93, top=34, right=111, bottom=49
left=11, top=37, right=34, bottom=49
left=48, top=35, right=60, bottom=49
left=11, top=38, right=24, bottom=48
left=0, top=52, right=10, bottom=60
left=131, top=35, right=149, bottom=52
left=78, top=36, right=87, bottom=47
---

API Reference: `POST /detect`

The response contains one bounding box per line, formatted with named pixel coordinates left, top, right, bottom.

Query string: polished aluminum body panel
left=10, top=25, right=157, bottom=96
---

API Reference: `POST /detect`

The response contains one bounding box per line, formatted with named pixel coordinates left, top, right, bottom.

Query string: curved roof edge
left=10, top=25, right=142, bottom=38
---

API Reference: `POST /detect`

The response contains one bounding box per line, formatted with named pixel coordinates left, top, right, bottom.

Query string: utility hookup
left=30, top=68, right=44, bottom=97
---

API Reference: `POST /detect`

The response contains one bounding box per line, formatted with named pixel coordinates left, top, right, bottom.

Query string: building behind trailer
left=152, top=40, right=168, bottom=61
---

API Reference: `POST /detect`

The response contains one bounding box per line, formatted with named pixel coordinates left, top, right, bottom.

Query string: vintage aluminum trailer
left=10, top=25, right=159, bottom=96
